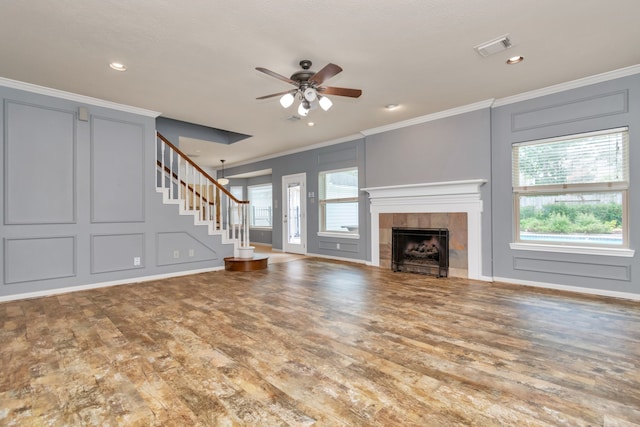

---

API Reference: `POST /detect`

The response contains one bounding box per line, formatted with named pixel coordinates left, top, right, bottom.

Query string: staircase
left=155, top=132, right=251, bottom=258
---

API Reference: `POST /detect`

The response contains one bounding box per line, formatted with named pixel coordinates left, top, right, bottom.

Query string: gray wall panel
left=492, top=74, right=639, bottom=295
left=513, top=256, right=630, bottom=281
left=223, top=138, right=368, bottom=261
left=318, top=240, right=359, bottom=253
left=156, top=231, right=219, bottom=266
left=91, top=117, right=145, bottom=223
left=511, top=90, right=628, bottom=132
left=317, top=146, right=357, bottom=166
left=91, top=233, right=145, bottom=274
left=4, top=101, right=75, bottom=224
left=1, top=84, right=233, bottom=300
left=4, top=236, right=76, bottom=284
left=364, top=110, right=491, bottom=188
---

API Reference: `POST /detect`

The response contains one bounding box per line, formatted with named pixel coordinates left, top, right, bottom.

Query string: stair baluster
left=155, top=132, right=250, bottom=257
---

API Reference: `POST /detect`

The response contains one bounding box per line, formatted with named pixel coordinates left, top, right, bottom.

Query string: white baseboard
left=309, top=252, right=369, bottom=265
left=493, top=276, right=640, bottom=301
left=0, top=266, right=225, bottom=303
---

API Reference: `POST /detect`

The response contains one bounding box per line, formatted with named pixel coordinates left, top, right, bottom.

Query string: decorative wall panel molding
left=319, top=240, right=359, bottom=253
left=317, top=146, right=357, bottom=165
left=91, top=117, right=145, bottom=223
left=513, top=256, right=630, bottom=281
left=156, top=232, right=218, bottom=266
left=4, top=100, right=76, bottom=224
left=511, top=90, right=628, bottom=132
left=91, top=233, right=145, bottom=274
left=4, top=236, right=76, bottom=284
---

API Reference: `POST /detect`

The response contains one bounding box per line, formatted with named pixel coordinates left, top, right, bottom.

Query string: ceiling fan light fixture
left=256, top=61, right=362, bottom=115
left=280, top=92, right=295, bottom=108
left=298, top=101, right=310, bottom=117
left=319, top=96, right=333, bottom=111
left=303, top=87, right=317, bottom=102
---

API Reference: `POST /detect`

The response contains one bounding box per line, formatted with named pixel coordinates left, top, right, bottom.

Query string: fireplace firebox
left=392, top=227, right=449, bottom=277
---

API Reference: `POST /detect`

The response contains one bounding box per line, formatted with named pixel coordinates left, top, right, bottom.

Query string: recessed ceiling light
left=385, top=104, right=400, bottom=111
left=506, top=56, right=524, bottom=65
left=307, top=122, right=315, bottom=127
left=109, top=62, right=127, bottom=71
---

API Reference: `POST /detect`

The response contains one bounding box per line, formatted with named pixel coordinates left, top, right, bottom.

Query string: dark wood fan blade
left=309, top=63, right=342, bottom=86
left=318, top=86, right=362, bottom=98
left=256, top=90, right=295, bottom=100
left=255, top=67, right=297, bottom=85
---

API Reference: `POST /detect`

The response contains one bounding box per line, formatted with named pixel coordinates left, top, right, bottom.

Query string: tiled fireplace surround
left=381, top=212, right=467, bottom=277
left=363, top=180, right=486, bottom=280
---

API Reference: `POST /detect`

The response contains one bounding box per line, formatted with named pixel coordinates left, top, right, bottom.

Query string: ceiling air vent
left=474, top=34, right=513, bottom=57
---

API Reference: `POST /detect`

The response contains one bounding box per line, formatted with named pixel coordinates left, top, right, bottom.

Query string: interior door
left=282, top=173, right=306, bottom=254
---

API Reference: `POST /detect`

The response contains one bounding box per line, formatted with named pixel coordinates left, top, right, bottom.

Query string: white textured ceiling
left=1, top=0, right=639, bottom=168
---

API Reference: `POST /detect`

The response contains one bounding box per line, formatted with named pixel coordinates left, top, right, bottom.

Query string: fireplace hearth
left=392, top=227, right=449, bottom=277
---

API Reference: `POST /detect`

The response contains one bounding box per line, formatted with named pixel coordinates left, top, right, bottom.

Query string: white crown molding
left=360, top=99, right=495, bottom=136
left=493, top=276, right=640, bottom=301
left=0, top=76, right=161, bottom=117
left=226, top=133, right=364, bottom=169
left=493, top=64, right=640, bottom=107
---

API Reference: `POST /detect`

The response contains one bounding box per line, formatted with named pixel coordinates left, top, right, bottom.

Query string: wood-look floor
left=1, top=258, right=639, bottom=426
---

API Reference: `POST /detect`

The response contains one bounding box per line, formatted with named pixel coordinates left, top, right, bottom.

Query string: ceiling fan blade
left=256, top=90, right=296, bottom=100
left=255, top=67, right=297, bottom=85
left=318, top=86, right=362, bottom=98
left=309, top=63, right=342, bottom=86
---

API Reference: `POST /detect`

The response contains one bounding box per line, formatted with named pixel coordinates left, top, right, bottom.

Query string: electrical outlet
left=133, top=257, right=141, bottom=266
left=189, top=249, right=194, bottom=257
left=336, top=243, right=341, bottom=249
left=173, top=250, right=180, bottom=259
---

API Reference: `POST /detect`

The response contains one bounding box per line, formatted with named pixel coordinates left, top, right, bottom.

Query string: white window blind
left=512, top=127, right=629, bottom=189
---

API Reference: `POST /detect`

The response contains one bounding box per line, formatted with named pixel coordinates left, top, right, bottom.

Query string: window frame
left=510, top=127, right=633, bottom=257
left=318, top=167, right=360, bottom=238
left=247, top=183, right=273, bottom=229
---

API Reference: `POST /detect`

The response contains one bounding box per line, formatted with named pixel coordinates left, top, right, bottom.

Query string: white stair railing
left=156, top=132, right=250, bottom=251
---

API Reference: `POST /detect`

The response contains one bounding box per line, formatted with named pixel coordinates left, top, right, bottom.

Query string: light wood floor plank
left=1, top=258, right=639, bottom=426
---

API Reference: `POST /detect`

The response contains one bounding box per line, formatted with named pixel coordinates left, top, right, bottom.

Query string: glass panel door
left=282, top=173, right=306, bottom=254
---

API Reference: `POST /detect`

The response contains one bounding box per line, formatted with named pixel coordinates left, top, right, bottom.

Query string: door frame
left=282, top=173, right=307, bottom=254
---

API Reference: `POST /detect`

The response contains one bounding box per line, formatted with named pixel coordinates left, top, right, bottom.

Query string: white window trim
left=319, top=167, right=359, bottom=237
left=509, top=242, right=634, bottom=257
left=248, top=183, right=273, bottom=230
left=317, top=231, right=360, bottom=239
left=512, top=127, right=629, bottom=252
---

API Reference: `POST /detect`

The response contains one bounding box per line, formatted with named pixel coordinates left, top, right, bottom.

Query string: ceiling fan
left=256, top=60, right=362, bottom=116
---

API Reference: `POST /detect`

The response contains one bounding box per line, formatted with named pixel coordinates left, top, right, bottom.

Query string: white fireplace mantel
left=362, top=179, right=487, bottom=280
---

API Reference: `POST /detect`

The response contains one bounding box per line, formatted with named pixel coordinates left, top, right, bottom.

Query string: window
left=512, top=127, right=629, bottom=248
left=248, top=184, right=272, bottom=228
left=319, top=168, right=359, bottom=235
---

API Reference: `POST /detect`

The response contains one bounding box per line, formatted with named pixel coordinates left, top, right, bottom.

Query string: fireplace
left=392, top=228, right=449, bottom=277
left=363, top=180, right=487, bottom=280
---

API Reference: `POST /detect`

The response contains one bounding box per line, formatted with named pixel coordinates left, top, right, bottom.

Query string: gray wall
left=225, top=74, right=639, bottom=297
left=225, top=138, right=368, bottom=261
left=1, top=86, right=232, bottom=299
left=492, top=74, right=639, bottom=294
left=365, top=109, right=493, bottom=275
left=227, top=109, right=492, bottom=270
left=3, top=70, right=638, bottom=299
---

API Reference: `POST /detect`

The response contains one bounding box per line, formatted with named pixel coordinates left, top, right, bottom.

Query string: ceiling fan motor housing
left=291, top=59, right=315, bottom=83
